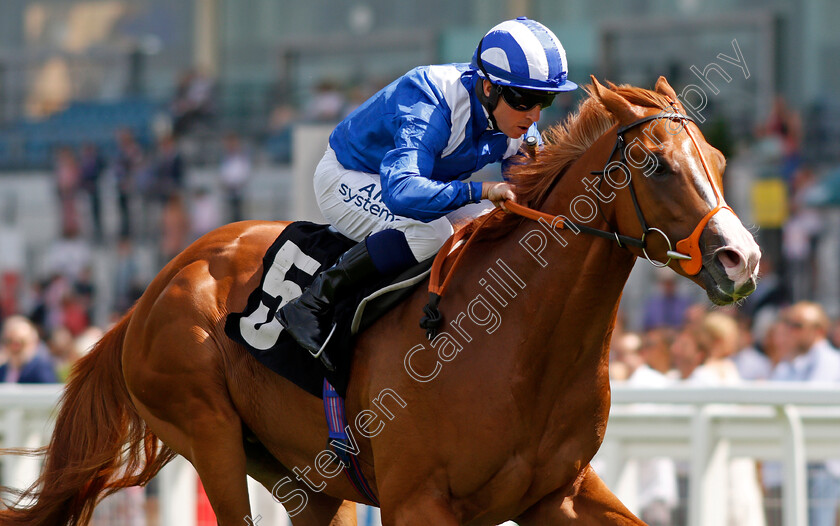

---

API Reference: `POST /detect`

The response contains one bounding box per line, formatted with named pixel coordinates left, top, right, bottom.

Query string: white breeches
left=313, top=147, right=493, bottom=261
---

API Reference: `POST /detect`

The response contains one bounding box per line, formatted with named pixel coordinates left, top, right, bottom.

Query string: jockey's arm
left=380, top=141, right=515, bottom=217
left=379, top=115, right=483, bottom=222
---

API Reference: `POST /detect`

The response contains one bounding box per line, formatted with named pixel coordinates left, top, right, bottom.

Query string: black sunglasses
left=498, top=85, right=556, bottom=112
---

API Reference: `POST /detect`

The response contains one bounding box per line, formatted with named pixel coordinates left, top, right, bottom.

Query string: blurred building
left=0, top=0, right=838, bottom=169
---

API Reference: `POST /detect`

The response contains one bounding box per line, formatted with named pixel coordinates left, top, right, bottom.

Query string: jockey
left=277, top=17, right=577, bottom=370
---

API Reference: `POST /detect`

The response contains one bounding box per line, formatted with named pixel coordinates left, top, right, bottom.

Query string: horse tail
left=0, top=310, right=176, bottom=526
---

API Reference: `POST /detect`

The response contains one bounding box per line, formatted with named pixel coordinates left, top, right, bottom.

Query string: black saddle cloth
left=224, top=221, right=432, bottom=398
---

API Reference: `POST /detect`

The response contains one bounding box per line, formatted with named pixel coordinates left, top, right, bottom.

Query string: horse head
left=585, top=76, right=760, bottom=305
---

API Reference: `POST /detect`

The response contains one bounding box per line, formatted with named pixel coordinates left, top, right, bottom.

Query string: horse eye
left=650, top=157, right=669, bottom=176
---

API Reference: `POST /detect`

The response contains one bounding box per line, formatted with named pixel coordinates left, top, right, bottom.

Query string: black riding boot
left=276, top=241, right=379, bottom=370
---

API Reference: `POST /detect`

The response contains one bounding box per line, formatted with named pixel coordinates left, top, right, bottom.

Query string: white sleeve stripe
left=504, top=137, right=523, bottom=159
left=426, top=65, right=471, bottom=158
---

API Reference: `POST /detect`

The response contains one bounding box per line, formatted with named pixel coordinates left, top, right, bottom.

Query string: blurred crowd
left=749, top=95, right=829, bottom=306
left=610, top=279, right=840, bottom=525
left=0, top=68, right=377, bottom=382
left=0, top=126, right=253, bottom=338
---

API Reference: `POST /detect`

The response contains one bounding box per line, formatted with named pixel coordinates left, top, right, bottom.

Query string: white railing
left=0, top=384, right=62, bottom=493
left=2, top=384, right=839, bottom=525
left=0, top=384, right=379, bottom=525
left=598, top=384, right=840, bottom=526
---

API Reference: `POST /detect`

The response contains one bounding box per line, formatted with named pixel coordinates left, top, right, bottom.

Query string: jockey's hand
left=482, top=182, right=516, bottom=211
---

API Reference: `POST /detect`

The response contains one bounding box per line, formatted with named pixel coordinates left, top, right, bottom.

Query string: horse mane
left=508, top=82, right=673, bottom=208
left=469, top=82, right=674, bottom=240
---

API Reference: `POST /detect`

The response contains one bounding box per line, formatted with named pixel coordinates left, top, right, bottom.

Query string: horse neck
left=502, top=131, right=637, bottom=375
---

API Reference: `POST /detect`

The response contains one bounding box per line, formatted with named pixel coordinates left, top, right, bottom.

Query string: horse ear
left=655, top=76, right=679, bottom=101
left=589, top=75, right=642, bottom=123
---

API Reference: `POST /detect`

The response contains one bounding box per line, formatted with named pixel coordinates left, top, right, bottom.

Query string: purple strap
left=323, top=379, right=380, bottom=506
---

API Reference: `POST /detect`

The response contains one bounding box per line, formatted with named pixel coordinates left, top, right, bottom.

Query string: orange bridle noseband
left=671, top=110, right=734, bottom=274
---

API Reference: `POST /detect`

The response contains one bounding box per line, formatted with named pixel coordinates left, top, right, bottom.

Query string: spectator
left=639, top=328, right=676, bottom=380
left=264, top=74, right=298, bottom=164
left=0, top=212, right=25, bottom=320
left=42, top=274, right=72, bottom=335
left=189, top=187, right=222, bottom=240
left=139, top=135, right=184, bottom=240
left=24, top=278, right=49, bottom=332
left=159, top=193, right=189, bottom=268
left=610, top=331, right=643, bottom=381
left=219, top=133, right=251, bottom=223
left=762, top=319, right=795, bottom=369
left=303, top=79, right=346, bottom=123
left=772, top=302, right=840, bottom=384
left=43, top=231, right=92, bottom=283
left=79, top=143, right=106, bottom=240
left=732, top=316, right=773, bottom=381
left=829, top=317, right=840, bottom=350
left=73, top=266, right=96, bottom=323
left=0, top=315, right=57, bottom=383
left=782, top=166, right=822, bottom=301
left=671, top=328, right=704, bottom=381
left=112, top=237, right=142, bottom=314
left=154, top=135, right=185, bottom=202
left=54, top=146, right=81, bottom=237
left=681, top=302, right=709, bottom=331
left=690, top=312, right=742, bottom=384
left=47, top=327, right=78, bottom=382
left=758, top=95, right=802, bottom=185
left=47, top=325, right=101, bottom=383
left=769, top=302, right=840, bottom=525
left=642, top=272, right=693, bottom=331
left=61, top=293, right=90, bottom=337
left=113, top=129, right=145, bottom=238
left=741, top=258, right=789, bottom=336
left=171, top=69, right=216, bottom=137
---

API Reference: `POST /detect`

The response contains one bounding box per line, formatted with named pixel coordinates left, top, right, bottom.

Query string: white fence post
left=1, top=408, right=24, bottom=490
left=158, top=455, right=198, bottom=526
left=781, top=404, right=808, bottom=526
left=688, top=406, right=729, bottom=526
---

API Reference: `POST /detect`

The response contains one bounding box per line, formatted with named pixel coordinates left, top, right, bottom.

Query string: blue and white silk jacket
left=329, top=63, right=540, bottom=222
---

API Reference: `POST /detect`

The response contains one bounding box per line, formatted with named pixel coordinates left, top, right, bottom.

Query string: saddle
left=225, top=221, right=432, bottom=398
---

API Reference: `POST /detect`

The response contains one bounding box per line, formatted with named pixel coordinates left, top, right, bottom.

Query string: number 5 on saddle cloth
left=225, top=221, right=432, bottom=398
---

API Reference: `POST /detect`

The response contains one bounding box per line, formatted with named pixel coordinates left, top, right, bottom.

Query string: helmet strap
left=474, top=36, right=501, bottom=130
left=475, top=81, right=501, bottom=130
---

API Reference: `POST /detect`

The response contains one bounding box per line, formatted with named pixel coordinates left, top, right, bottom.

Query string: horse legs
left=243, top=438, right=357, bottom=526
left=515, top=466, right=646, bottom=525
left=134, top=396, right=253, bottom=525
left=190, top=419, right=253, bottom=525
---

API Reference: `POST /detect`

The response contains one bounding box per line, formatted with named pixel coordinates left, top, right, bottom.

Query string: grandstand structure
left=0, top=0, right=838, bottom=169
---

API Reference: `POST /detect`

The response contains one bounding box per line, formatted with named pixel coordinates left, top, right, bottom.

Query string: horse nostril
left=717, top=248, right=742, bottom=270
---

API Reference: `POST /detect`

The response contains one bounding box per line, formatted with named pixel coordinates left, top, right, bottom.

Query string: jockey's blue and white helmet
left=470, top=17, right=577, bottom=93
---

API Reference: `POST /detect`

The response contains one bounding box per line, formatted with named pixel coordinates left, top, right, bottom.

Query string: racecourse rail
left=1, top=383, right=838, bottom=526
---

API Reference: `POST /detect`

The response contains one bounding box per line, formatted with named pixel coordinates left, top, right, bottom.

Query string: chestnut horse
left=0, top=77, right=759, bottom=525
